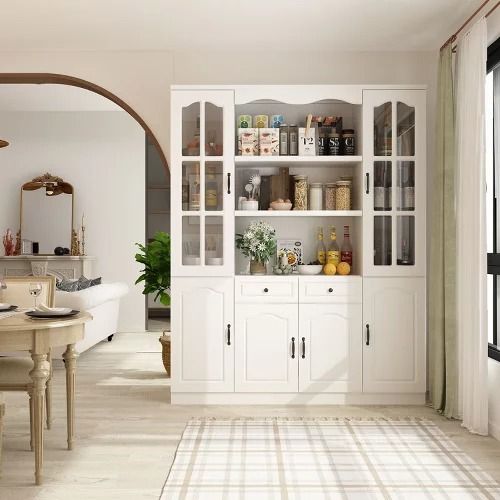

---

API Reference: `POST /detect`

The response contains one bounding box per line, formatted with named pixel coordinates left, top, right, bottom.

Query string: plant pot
left=159, top=332, right=171, bottom=377
left=250, top=259, right=266, bottom=275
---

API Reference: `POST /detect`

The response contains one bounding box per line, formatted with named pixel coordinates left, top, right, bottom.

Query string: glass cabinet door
left=171, top=90, right=235, bottom=276
left=363, top=90, right=425, bottom=276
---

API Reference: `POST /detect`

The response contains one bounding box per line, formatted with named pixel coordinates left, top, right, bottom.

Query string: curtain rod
left=440, top=0, right=500, bottom=51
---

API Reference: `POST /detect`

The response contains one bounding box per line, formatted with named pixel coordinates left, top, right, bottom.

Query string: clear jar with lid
left=325, top=183, right=336, bottom=210
left=294, top=175, right=308, bottom=210
left=309, top=183, right=323, bottom=210
left=340, top=176, right=353, bottom=209
left=335, top=180, right=351, bottom=210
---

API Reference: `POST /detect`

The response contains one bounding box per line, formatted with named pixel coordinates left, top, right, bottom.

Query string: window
left=487, top=37, right=500, bottom=362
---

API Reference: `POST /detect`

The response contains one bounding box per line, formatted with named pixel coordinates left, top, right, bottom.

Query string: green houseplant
left=135, top=231, right=171, bottom=306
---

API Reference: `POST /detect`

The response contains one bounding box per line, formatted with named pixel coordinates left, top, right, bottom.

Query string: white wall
left=0, top=111, right=146, bottom=332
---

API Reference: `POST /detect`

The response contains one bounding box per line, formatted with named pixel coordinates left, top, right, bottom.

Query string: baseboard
left=171, top=392, right=426, bottom=405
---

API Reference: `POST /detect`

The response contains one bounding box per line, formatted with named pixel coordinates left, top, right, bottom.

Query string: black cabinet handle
left=301, top=337, right=306, bottom=359
left=227, top=324, right=231, bottom=346
left=366, top=324, right=370, bottom=346
left=328, top=288, right=333, bottom=293
left=291, top=337, right=295, bottom=359
left=365, top=173, right=370, bottom=194
left=227, top=172, right=231, bottom=194
left=264, top=287, right=269, bottom=293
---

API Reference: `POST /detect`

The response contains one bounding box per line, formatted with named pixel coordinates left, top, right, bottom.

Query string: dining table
left=0, top=311, right=92, bottom=485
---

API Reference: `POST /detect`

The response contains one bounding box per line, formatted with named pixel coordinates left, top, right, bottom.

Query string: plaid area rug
left=160, top=417, right=500, bottom=499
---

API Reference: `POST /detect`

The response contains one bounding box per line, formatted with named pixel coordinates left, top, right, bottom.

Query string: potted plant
left=236, top=221, right=277, bottom=275
left=135, top=231, right=171, bottom=375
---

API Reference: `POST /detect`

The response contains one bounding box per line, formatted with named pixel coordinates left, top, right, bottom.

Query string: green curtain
left=429, top=44, right=458, bottom=418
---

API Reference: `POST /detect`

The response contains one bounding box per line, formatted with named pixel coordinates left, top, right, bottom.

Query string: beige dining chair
left=0, top=276, right=56, bottom=448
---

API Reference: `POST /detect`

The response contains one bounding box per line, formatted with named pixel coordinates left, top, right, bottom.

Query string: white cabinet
left=299, top=303, right=362, bottom=393
left=235, top=304, right=298, bottom=393
left=171, top=89, right=235, bottom=277
left=171, top=277, right=234, bottom=392
left=363, top=277, right=425, bottom=393
left=363, top=89, right=426, bottom=277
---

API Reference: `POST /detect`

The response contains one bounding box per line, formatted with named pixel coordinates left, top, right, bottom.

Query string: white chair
left=0, top=276, right=55, bottom=446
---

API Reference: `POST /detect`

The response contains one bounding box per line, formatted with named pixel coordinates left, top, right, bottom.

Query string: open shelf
left=235, top=156, right=362, bottom=167
left=235, top=210, right=362, bottom=217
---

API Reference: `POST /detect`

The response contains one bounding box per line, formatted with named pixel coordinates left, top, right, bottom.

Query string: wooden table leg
left=63, top=344, right=78, bottom=451
left=29, top=353, right=50, bottom=486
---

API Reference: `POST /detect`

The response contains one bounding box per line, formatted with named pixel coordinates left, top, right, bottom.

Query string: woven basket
left=159, top=333, right=171, bottom=377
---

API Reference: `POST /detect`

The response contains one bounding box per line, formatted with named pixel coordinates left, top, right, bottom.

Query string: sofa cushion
left=56, top=276, right=102, bottom=292
left=55, top=282, right=128, bottom=310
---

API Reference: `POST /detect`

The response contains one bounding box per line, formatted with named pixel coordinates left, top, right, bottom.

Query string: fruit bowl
left=297, top=264, right=323, bottom=275
left=270, top=201, right=292, bottom=211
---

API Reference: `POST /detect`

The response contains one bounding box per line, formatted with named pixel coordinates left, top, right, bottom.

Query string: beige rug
left=161, top=417, right=500, bottom=499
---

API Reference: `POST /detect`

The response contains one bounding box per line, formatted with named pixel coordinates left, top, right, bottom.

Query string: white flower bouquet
left=235, top=221, right=277, bottom=265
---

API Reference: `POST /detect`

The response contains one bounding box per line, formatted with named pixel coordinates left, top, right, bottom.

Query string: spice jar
left=335, top=181, right=351, bottom=210
left=294, top=175, right=308, bottom=210
left=341, top=129, right=355, bottom=155
left=325, top=183, right=336, bottom=210
left=309, top=183, right=323, bottom=210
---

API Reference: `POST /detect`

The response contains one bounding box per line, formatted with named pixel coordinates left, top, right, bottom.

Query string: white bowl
left=297, top=265, right=323, bottom=275
left=270, top=201, right=292, bottom=211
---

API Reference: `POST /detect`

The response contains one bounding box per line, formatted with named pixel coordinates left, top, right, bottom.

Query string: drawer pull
left=291, top=337, right=295, bottom=359
left=263, top=287, right=269, bottom=293
left=328, top=288, right=333, bottom=293
left=301, top=337, right=306, bottom=359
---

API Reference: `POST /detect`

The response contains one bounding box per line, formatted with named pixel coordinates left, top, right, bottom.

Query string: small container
left=289, top=125, right=299, bottom=156
left=341, top=129, right=355, bottom=155
left=254, top=115, right=269, bottom=128
left=340, top=176, right=353, bottom=209
left=318, top=128, right=329, bottom=156
left=335, top=181, right=351, bottom=210
left=270, top=114, right=285, bottom=128
left=325, top=183, right=336, bottom=210
left=237, top=115, right=252, bottom=128
left=309, top=183, right=323, bottom=210
left=294, top=175, right=308, bottom=210
left=328, top=132, right=340, bottom=155
left=279, top=124, right=289, bottom=155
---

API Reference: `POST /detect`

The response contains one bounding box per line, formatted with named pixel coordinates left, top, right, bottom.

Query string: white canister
left=241, top=199, right=259, bottom=211
left=309, top=183, right=323, bottom=210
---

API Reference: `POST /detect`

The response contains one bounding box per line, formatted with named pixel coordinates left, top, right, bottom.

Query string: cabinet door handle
left=291, top=337, right=295, bottom=359
left=365, top=172, right=370, bottom=194
left=301, top=337, right=306, bottom=359
left=365, top=324, right=370, bottom=346
left=227, top=172, right=231, bottom=194
left=328, top=288, right=333, bottom=293
left=263, top=287, right=269, bottom=293
left=227, top=324, right=231, bottom=346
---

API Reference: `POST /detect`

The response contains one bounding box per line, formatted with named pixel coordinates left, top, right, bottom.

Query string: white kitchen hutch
left=170, top=85, right=426, bottom=404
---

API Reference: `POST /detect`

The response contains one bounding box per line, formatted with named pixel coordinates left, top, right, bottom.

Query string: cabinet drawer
left=235, top=276, right=298, bottom=303
left=299, top=276, right=362, bottom=304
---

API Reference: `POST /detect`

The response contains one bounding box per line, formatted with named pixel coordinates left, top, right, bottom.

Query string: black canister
left=341, top=129, right=355, bottom=155
left=328, top=132, right=340, bottom=155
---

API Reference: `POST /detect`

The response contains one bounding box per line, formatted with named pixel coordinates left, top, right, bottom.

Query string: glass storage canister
left=294, top=175, right=308, bottom=210
left=309, top=183, right=323, bottom=210
left=325, top=182, right=336, bottom=210
left=335, top=180, right=351, bottom=210
left=340, top=176, right=353, bottom=209
left=341, top=129, right=355, bottom=155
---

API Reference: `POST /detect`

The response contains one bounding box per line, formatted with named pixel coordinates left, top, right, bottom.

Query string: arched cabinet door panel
left=363, top=277, right=426, bottom=393
left=171, top=277, right=234, bottom=392
left=235, top=304, right=298, bottom=393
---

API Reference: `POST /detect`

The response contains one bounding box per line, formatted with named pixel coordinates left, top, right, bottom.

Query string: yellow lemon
left=337, top=262, right=351, bottom=275
left=323, top=263, right=337, bottom=275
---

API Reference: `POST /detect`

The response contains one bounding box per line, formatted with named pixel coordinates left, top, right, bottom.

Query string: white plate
left=0, top=303, right=12, bottom=311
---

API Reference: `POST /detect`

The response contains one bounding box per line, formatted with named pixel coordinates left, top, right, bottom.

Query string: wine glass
left=29, top=282, right=42, bottom=309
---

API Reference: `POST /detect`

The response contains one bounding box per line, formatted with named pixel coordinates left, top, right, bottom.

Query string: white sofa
left=52, top=282, right=128, bottom=358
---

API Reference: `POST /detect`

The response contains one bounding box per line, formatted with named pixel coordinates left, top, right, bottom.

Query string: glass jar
left=340, top=176, right=353, bottom=209
left=325, top=183, right=336, bottom=210
left=341, top=129, right=355, bottom=155
left=309, top=183, right=323, bottom=210
left=335, top=181, right=351, bottom=210
left=294, top=175, right=308, bottom=210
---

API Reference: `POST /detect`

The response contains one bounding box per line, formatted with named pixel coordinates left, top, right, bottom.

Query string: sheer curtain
left=455, top=17, right=489, bottom=435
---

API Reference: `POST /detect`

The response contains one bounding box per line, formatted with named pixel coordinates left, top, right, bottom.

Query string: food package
left=238, top=128, right=258, bottom=156
left=259, top=128, right=279, bottom=156
left=237, top=115, right=252, bottom=128
left=277, top=239, right=303, bottom=271
left=298, top=127, right=316, bottom=156
left=254, top=115, right=269, bottom=128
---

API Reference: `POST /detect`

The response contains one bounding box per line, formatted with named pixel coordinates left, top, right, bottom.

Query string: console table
left=0, top=255, right=94, bottom=279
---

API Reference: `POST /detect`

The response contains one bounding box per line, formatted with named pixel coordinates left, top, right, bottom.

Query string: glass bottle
left=341, top=225, right=353, bottom=267
left=316, top=226, right=326, bottom=265
left=327, top=225, right=340, bottom=266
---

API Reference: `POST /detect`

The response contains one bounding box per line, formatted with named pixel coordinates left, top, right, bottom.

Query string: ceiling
left=0, top=85, right=122, bottom=112
left=0, top=0, right=482, bottom=52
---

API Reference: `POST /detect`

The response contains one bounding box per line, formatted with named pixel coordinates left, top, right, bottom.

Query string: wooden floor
left=1, top=332, right=500, bottom=499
